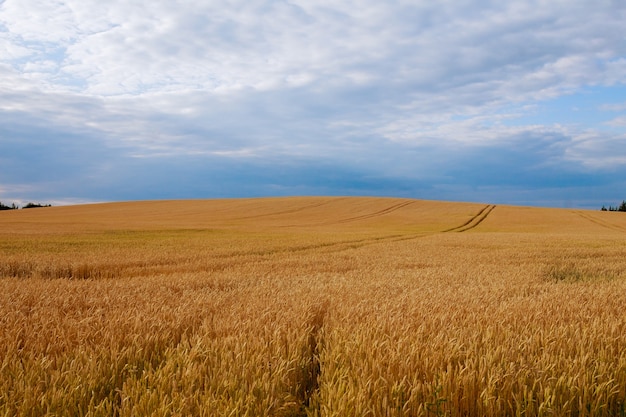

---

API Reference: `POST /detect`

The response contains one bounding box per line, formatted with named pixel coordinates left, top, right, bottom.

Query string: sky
left=1, top=0, right=626, bottom=209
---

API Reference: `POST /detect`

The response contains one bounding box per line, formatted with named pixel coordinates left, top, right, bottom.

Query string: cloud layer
left=1, top=0, right=625, bottom=207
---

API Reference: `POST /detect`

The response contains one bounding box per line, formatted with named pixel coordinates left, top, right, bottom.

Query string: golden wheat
left=1, top=198, right=626, bottom=416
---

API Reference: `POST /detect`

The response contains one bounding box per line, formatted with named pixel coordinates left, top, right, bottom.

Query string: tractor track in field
left=8, top=202, right=500, bottom=279
left=255, top=203, right=498, bottom=256
left=443, top=204, right=496, bottom=233
left=575, top=211, right=626, bottom=233
left=327, top=200, right=416, bottom=225
left=233, top=198, right=349, bottom=221
left=278, top=200, right=417, bottom=228
left=238, top=204, right=499, bottom=257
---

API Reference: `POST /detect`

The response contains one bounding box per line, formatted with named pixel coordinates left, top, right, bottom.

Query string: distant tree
left=602, top=201, right=626, bottom=212
left=23, top=202, right=51, bottom=209
left=0, top=201, right=18, bottom=211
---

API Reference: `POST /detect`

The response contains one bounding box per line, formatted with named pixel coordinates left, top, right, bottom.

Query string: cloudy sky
left=1, top=0, right=625, bottom=208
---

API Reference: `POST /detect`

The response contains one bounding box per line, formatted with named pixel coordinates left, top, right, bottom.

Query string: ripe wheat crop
left=1, top=197, right=626, bottom=416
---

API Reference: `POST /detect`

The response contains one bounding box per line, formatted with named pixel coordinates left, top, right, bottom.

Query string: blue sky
left=1, top=0, right=625, bottom=208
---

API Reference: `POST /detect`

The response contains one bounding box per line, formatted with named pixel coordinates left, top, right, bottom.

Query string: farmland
left=1, top=197, right=626, bottom=416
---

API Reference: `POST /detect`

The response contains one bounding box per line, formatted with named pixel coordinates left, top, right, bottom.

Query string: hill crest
left=1, top=196, right=625, bottom=235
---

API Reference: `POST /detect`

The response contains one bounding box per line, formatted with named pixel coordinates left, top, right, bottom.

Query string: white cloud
left=601, top=102, right=626, bottom=112
left=606, top=116, right=626, bottom=127
left=0, top=0, right=621, bottom=97
left=0, top=35, right=32, bottom=59
left=0, top=0, right=77, bottom=43
left=566, top=130, right=626, bottom=168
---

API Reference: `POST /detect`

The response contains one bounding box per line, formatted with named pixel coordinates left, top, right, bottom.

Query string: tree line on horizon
left=0, top=202, right=52, bottom=211
left=601, top=200, right=626, bottom=212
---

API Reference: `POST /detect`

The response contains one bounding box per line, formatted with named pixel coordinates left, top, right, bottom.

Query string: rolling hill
left=2, top=196, right=625, bottom=234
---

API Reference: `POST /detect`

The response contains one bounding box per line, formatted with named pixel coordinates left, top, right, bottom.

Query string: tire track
left=575, top=211, right=626, bottom=233
left=276, top=203, right=497, bottom=253
left=61, top=203, right=500, bottom=279
left=443, top=204, right=496, bottom=233
left=177, top=202, right=498, bottom=273
left=219, top=203, right=497, bottom=262
left=233, top=198, right=348, bottom=221
left=330, top=200, right=416, bottom=225
left=170, top=202, right=497, bottom=265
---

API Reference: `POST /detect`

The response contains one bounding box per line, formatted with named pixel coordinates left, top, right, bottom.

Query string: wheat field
left=1, top=197, right=626, bottom=416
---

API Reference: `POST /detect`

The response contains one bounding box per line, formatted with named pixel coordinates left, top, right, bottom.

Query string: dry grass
left=1, top=197, right=626, bottom=416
